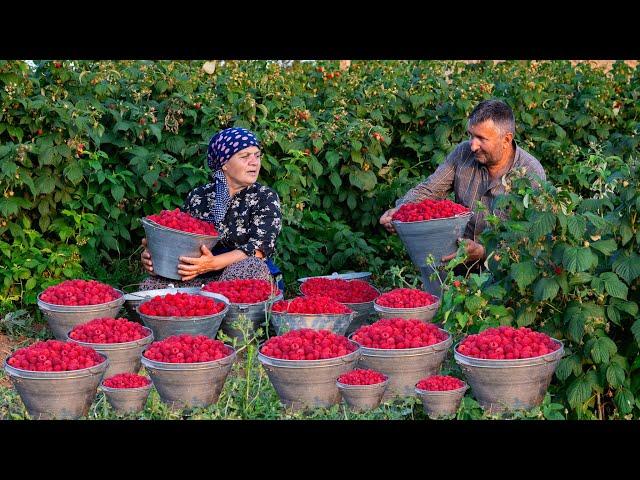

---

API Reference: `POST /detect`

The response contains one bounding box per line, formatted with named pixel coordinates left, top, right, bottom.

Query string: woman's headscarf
left=206, top=127, right=261, bottom=226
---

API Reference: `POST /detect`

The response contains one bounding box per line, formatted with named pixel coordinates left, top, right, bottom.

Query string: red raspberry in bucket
left=456, top=326, right=560, bottom=360
left=147, top=208, right=218, bottom=236
left=260, top=329, right=356, bottom=360
left=139, top=293, right=226, bottom=317
left=271, top=296, right=352, bottom=315
left=392, top=198, right=469, bottom=222
left=300, top=278, right=379, bottom=303
left=69, top=317, right=149, bottom=343
left=375, top=288, right=437, bottom=308
left=202, top=279, right=281, bottom=304
left=352, top=318, right=447, bottom=349
left=143, top=335, right=232, bottom=363
left=7, top=340, right=104, bottom=372
left=40, top=279, right=121, bottom=306
left=416, top=375, right=464, bottom=391
left=338, top=369, right=387, bottom=385
left=103, top=373, right=151, bottom=389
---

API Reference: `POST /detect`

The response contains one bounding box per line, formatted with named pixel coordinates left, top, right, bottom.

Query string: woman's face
left=223, top=146, right=262, bottom=187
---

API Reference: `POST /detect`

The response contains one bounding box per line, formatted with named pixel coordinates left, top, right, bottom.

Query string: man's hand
left=141, top=238, right=156, bottom=276
left=441, top=238, right=486, bottom=263
left=178, top=245, right=219, bottom=281
left=379, top=207, right=399, bottom=233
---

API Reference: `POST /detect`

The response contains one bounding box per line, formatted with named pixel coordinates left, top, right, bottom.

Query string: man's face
left=467, top=119, right=510, bottom=167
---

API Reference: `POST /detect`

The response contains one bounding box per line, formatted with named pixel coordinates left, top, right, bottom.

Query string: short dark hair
left=468, top=99, right=515, bottom=136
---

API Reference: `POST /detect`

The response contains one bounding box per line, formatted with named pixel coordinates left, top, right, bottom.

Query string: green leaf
left=631, top=320, right=640, bottom=347
left=464, top=295, right=485, bottom=314
left=562, top=246, right=596, bottom=273
left=607, top=304, right=621, bottom=325
left=25, top=277, right=37, bottom=291
left=349, top=170, right=377, bottom=191
left=63, top=163, right=84, bottom=185
left=606, top=363, right=626, bottom=388
left=510, top=260, right=539, bottom=291
left=569, top=272, right=592, bottom=286
left=591, top=337, right=617, bottom=364
left=590, top=239, right=617, bottom=256
left=611, top=298, right=638, bottom=317
left=111, top=185, right=125, bottom=202
left=143, top=170, right=160, bottom=188
left=600, top=272, right=628, bottom=300
left=612, top=252, right=640, bottom=284
left=529, top=211, right=556, bottom=239
left=567, top=375, right=593, bottom=409
left=516, top=307, right=536, bottom=327
left=556, top=355, right=582, bottom=381
left=564, top=302, right=585, bottom=343
left=325, top=151, right=340, bottom=169
left=583, top=212, right=609, bottom=231
left=308, top=157, right=323, bottom=177
left=614, top=389, right=635, bottom=415
left=149, top=124, right=162, bottom=142
left=566, top=215, right=586, bottom=240
left=533, top=277, right=560, bottom=302
left=329, top=172, right=341, bottom=191
left=35, top=175, right=56, bottom=195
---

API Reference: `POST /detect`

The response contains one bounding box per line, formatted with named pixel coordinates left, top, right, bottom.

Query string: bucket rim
left=453, top=338, right=565, bottom=367
left=141, top=216, right=220, bottom=240
left=200, top=289, right=281, bottom=307
left=336, top=377, right=389, bottom=390
left=124, top=287, right=214, bottom=302
left=66, top=327, right=154, bottom=349
left=373, top=299, right=440, bottom=312
left=270, top=310, right=355, bottom=318
left=297, top=271, right=372, bottom=284
left=135, top=302, right=229, bottom=321
left=298, top=283, right=381, bottom=305
left=4, top=354, right=109, bottom=378
left=100, top=382, right=153, bottom=393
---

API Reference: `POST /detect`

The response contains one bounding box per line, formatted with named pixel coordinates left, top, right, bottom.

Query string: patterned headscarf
left=207, top=127, right=261, bottom=172
left=206, top=127, right=261, bottom=226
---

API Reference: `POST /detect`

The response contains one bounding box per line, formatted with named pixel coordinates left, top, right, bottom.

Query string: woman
left=140, top=127, right=283, bottom=290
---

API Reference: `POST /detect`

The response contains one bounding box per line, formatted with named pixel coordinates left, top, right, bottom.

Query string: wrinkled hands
left=178, top=245, right=219, bottom=281
left=441, top=238, right=486, bottom=264
left=140, top=238, right=155, bottom=276
left=379, top=207, right=399, bottom=233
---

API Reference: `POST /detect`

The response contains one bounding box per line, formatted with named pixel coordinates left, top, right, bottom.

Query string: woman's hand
left=141, top=238, right=156, bottom=276
left=379, top=207, right=399, bottom=233
left=178, top=245, right=220, bottom=281
left=441, top=238, right=486, bottom=263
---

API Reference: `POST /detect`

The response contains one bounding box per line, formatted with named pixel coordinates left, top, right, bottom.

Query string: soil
left=0, top=334, right=19, bottom=389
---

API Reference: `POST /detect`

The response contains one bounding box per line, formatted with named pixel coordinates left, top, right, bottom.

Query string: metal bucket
left=297, top=285, right=379, bottom=336
left=67, top=327, right=154, bottom=377
left=142, top=217, right=220, bottom=280
left=415, top=383, right=468, bottom=418
left=3, top=355, right=109, bottom=420
left=135, top=292, right=229, bottom=340
left=140, top=348, right=237, bottom=409
left=100, top=382, right=153, bottom=414
left=258, top=342, right=361, bottom=411
left=392, top=213, right=472, bottom=269
left=270, top=311, right=354, bottom=336
left=123, top=287, right=220, bottom=323
left=454, top=339, right=564, bottom=413
left=373, top=299, right=440, bottom=324
left=201, top=293, right=283, bottom=342
left=37, top=291, right=125, bottom=340
left=355, top=330, right=452, bottom=400
left=336, top=378, right=388, bottom=412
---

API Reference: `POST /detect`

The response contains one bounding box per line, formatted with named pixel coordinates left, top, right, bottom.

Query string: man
left=379, top=99, right=546, bottom=265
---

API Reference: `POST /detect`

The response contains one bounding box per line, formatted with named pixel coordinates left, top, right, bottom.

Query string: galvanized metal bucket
left=67, top=327, right=154, bottom=377
left=454, top=339, right=564, bottom=413
left=135, top=292, right=229, bottom=340
left=297, top=285, right=380, bottom=336
left=100, top=382, right=153, bottom=414
left=336, top=378, right=388, bottom=412
left=142, top=217, right=220, bottom=280
left=258, top=342, right=361, bottom=411
left=123, top=287, right=209, bottom=323
left=354, top=330, right=452, bottom=400
left=415, top=383, right=468, bottom=418
left=373, top=299, right=440, bottom=324
left=200, top=292, right=283, bottom=342
left=140, top=348, right=236, bottom=409
left=270, top=311, right=355, bottom=336
left=37, top=291, right=125, bottom=340
left=3, top=355, right=109, bottom=420
left=392, top=212, right=473, bottom=269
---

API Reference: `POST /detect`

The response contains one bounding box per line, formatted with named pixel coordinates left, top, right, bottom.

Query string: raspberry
left=271, top=296, right=352, bottom=315
left=103, top=373, right=151, bottom=389
left=352, top=318, right=447, bottom=349
left=139, top=293, right=226, bottom=317
left=300, top=278, right=379, bottom=304
left=143, top=335, right=232, bottom=363
left=392, top=198, right=470, bottom=222
left=147, top=208, right=218, bottom=236
left=39, top=279, right=121, bottom=306
left=416, top=375, right=465, bottom=391
left=375, top=288, right=437, bottom=308
left=457, top=326, right=560, bottom=360
left=338, top=369, right=387, bottom=385
left=260, top=329, right=356, bottom=360
left=7, top=340, right=104, bottom=372
left=202, top=279, right=281, bottom=304
left=69, top=317, right=150, bottom=344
